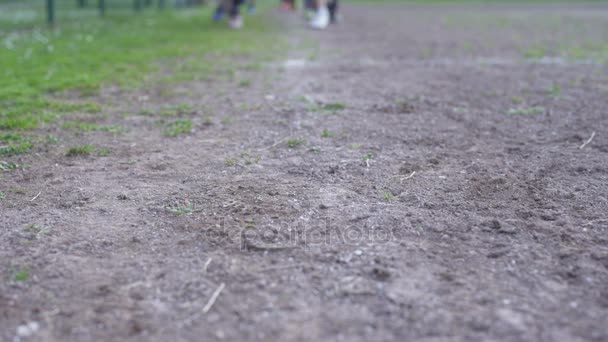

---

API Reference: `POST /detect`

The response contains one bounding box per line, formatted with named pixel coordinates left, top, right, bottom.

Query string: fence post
left=134, top=0, right=142, bottom=11
left=99, top=0, right=105, bottom=16
left=47, top=0, right=55, bottom=24
left=78, top=0, right=86, bottom=8
left=158, top=0, right=165, bottom=9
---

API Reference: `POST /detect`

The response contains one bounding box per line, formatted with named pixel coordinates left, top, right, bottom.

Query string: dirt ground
left=2, top=3, right=608, bottom=341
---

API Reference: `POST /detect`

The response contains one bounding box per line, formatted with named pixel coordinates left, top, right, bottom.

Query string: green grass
left=0, top=2, right=281, bottom=155
left=13, top=268, right=29, bottom=282
left=238, top=79, right=252, bottom=88
left=321, top=129, right=335, bottom=138
left=62, top=121, right=126, bottom=134
left=25, top=224, right=51, bottom=239
left=323, top=102, right=346, bottom=113
left=362, top=153, right=374, bottom=161
left=0, top=161, right=19, bottom=171
left=164, top=119, right=192, bottom=137
left=383, top=191, right=393, bottom=202
left=0, top=133, right=33, bottom=156
left=507, top=106, right=545, bottom=116
left=166, top=202, right=194, bottom=216
left=546, top=84, right=561, bottom=97
left=160, top=104, right=195, bottom=117
left=287, top=138, right=305, bottom=149
left=97, top=148, right=111, bottom=156
left=0, top=191, right=5, bottom=200
left=66, top=144, right=95, bottom=156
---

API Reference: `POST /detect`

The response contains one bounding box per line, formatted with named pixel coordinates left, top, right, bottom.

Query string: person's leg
left=309, top=0, right=329, bottom=29
left=328, top=0, right=338, bottom=23
left=229, top=0, right=245, bottom=28
left=304, top=0, right=316, bottom=20
left=280, top=0, right=295, bottom=11
left=213, top=0, right=228, bottom=21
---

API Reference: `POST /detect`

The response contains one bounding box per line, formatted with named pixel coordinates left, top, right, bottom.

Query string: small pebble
left=16, top=321, right=39, bottom=337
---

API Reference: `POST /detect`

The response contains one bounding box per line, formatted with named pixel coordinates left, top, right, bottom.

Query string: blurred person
left=328, top=0, right=338, bottom=23
left=213, top=0, right=252, bottom=29
left=280, top=0, right=295, bottom=11
left=304, top=0, right=316, bottom=20
left=309, top=0, right=338, bottom=29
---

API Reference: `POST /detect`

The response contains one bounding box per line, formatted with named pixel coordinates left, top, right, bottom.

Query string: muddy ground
left=2, top=3, right=608, bottom=341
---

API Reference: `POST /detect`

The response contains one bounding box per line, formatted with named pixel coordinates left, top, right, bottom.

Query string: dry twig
left=203, top=258, right=212, bottom=273
left=202, top=283, right=225, bottom=314
left=30, top=192, right=42, bottom=202
left=579, top=131, right=596, bottom=149
left=400, top=171, right=416, bottom=182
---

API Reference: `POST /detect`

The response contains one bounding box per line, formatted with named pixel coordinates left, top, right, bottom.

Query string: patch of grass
left=309, top=147, right=321, bottom=153
left=0, top=191, right=5, bottom=200
left=321, top=129, right=335, bottom=138
left=350, top=143, right=362, bottom=150
left=306, top=104, right=322, bottom=112
left=221, top=116, right=234, bottom=125
left=0, top=7, right=281, bottom=131
left=296, top=95, right=313, bottom=103
left=62, top=121, right=126, bottom=134
left=97, top=148, right=111, bottom=157
left=307, top=102, right=346, bottom=114
left=511, top=96, right=524, bottom=104
left=523, top=47, right=546, bottom=59
left=418, top=47, right=434, bottom=59
left=0, top=99, right=102, bottom=131
left=0, top=133, right=33, bottom=156
left=202, top=115, right=214, bottom=125
left=166, top=202, right=194, bottom=216
left=25, top=224, right=50, bottom=239
left=287, top=138, right=305, bottom=149
left=238, top=80, right=252, bottom=88
left=161, top=104, right=195, bottom=117
left=13, top=268, right=29, bottom=283
left=323, top=102, right=346, bottom=113
left=383, top=191, right=393, bottom=202
left=10, top=188, right=26, bottom=195
left=240, top=152, right=261, bottom=165
left=46, top=134, right=60, bottom=144
left=138, top=109, right=155, bottom=116
left=164, top=119, right=192, bottom=137
left=507, top=106, right=545, bottom=116
left=226, top=152, right=261, bottom=166
left=362, top=153, right=375, bottom=161
left=242, top=63, right=263, bottom=71
left=66, top=144, right=95, bottom=156
left=0, top=5, right=282, bottom=160
left=0, top=161, right=19, bottom=172
left=547, top=84, right=561, bottom=97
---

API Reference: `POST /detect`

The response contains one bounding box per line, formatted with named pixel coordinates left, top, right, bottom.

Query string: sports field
left=1, top=1, right=608, bottom=340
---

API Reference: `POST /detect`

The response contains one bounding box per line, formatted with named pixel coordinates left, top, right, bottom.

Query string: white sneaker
left=309, top=7, right=329, bottom=30
left=229, top=15, right=243, bottom=29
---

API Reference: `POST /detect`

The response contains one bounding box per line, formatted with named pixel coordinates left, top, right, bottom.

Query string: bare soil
left=2, top=3, right=608, bottom=341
